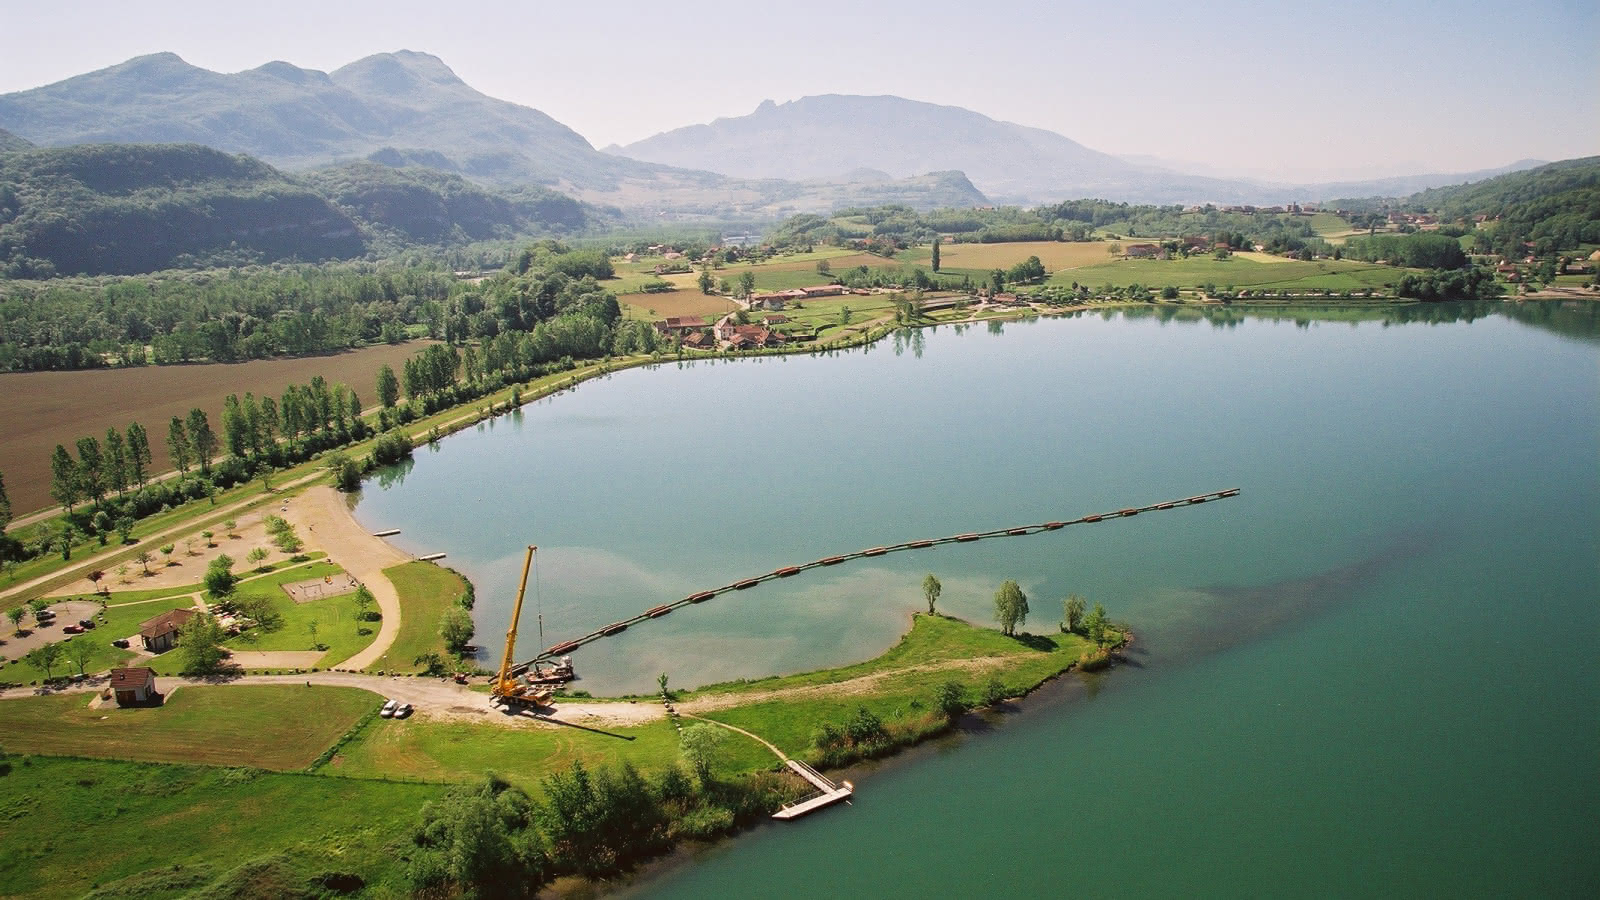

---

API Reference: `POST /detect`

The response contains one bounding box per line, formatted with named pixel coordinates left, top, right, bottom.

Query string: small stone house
left=109, top=667, right=159, bottom=706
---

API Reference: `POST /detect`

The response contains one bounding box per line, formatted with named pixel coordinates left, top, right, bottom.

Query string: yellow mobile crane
left=490, top=545, right=555, bottom=709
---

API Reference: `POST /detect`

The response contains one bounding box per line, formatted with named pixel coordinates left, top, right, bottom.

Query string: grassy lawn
left=0, top=684, right=376, bottom=769
left=695, top=614, right=1099, bottom=757
left=0, top=756, right=440, bottom=900
left=366, top=561, right=469, bottom=673
left=217, top=561, right=378, bottom=667
left=330, top=714, right=777, bottom=791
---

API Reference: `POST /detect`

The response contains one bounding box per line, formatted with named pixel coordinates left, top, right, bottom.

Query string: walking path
left=0, top=470, right=326, bottom=603
left=280, top=486, right=409, bottom=670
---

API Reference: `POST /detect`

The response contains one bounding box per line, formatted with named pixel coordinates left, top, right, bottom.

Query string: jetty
left=521, top=488, right=1240, bottom=666
left=773, top=760, right=854, bottom=820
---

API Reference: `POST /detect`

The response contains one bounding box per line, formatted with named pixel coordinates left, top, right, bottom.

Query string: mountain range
left=614, top=94, right=1547, bottom=205
left=0, top=50, right=1557, bottom=218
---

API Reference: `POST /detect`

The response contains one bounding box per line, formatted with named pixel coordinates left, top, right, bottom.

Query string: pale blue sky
left=1, top=0, right=1594, bottom=181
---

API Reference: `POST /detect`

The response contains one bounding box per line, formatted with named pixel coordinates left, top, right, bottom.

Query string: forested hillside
left=1331, top=158, right=1600, bottom=256
left=0, top=143, right=364, bottom=276
left=0, top=144, right=598, bottom=277
left=300, top=161, right=591, bottom=246
left=0, top=127, right=31, bottom=152
left=1408, top=157, right=1600, bottom=255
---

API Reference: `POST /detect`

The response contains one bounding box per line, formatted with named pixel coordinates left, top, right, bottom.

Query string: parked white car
left=380, top=699, right=399, bottom=718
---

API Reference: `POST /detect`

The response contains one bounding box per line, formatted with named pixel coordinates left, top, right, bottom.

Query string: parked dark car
left=112, top=639, right=131, bottom=649
left=62, top=624, right=84, bottom=634
left=79, top=619, right=96, bottom=629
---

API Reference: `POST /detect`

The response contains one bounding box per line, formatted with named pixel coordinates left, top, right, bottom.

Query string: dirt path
left=0, top=470, right=326, bottom=604
left=281, top=486, right=411, bottom=670
left=678, top=656, right=1013, bottom=714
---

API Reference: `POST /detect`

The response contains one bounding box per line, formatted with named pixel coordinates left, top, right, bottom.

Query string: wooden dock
left=773, top=760, right=853, bottom=820
left=521, top=488, right=1241, bottom=666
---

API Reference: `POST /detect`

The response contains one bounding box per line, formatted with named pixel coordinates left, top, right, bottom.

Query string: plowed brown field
left=1, top=342, right=430, bottom=516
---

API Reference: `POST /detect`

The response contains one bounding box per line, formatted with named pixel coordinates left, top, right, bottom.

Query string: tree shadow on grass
left=1009, top=633, right=1056, bottom=652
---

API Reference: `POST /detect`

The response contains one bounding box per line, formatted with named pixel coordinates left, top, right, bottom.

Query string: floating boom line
left=515, top=488, right=1240, bottom=670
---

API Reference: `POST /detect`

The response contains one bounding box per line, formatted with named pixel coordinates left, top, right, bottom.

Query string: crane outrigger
left=489, top=545, right=568, bottom=709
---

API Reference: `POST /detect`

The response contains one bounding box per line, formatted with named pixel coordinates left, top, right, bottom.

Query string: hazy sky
left=1, top=0, right=1595, bottom=181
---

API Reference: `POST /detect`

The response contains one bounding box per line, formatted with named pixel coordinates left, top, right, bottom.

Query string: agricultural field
left=900, top=239, right=1122, bottom=274
left=364, top=561, right=471, bottom=673
left=619, top=290, right=739, bottom=322
left=0, top=756, right=440, bottom=900
left=329, top=715, right=776, bottom=791
left=1053, top=255, right=1410, bottom=292
left=0, top=339, right=431, bottom=515
left=0, top=684, right=375, bottom=768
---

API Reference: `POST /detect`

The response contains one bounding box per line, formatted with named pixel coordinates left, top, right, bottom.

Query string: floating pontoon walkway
left=516, top=488, right=1240, bottom=670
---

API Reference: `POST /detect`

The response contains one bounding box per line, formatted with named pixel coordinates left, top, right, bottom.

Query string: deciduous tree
left=376, top=364, right=400, bottom=409
left=1063, top=594, right=1086, bottom=634
left=26, top=642, right=65, bottom=680
left=993, top=579, right=1028, bottom=636
left=922, top=574, right=942, bottom=615
left=177, top=613, right=227, bottom=675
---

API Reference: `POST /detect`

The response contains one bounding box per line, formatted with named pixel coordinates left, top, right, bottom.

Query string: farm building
left=139, top=608, right=197, bottom=653
left=109, top=667, right=159, bottom=706
left=1125, top=243, right=1161, bottom=259
left=654, top=316, right=709, bottom=336
left=800, top=284, right=845, bottom=298
left=725, top=325, right=785, bottom=350
left=763, top=314, right=790, bottom=325
left=681, top=331, right=715, bottom=350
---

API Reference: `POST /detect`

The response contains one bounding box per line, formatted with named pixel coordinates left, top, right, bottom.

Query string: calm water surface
left=355, top=304, right=1597, bottom=897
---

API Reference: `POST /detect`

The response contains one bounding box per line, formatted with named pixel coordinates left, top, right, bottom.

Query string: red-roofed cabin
left=109, top=667, right=159, bottom=707
left=139, top=608, right=197, bottom=653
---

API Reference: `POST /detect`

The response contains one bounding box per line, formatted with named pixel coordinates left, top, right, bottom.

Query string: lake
left=354, top=302, right=1598, bottom=897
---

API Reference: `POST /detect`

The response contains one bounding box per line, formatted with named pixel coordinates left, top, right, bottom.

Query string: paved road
left=0, top=669, right=663, bottom=728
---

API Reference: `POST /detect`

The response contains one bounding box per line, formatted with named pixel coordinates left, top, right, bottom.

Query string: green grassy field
left=365, top=561, right=470, bottom=673
left=330, top=714, right=777, bottom=791
left=696, top=614, right=1098, bottom=757
left=0, top=685, right=375, bottom=769
left=220, top=561, right=375, bottom=667
left=0, top=755, right=440, bottom=900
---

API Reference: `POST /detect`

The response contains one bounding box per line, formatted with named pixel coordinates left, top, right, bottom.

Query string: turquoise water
left=354, top=304, right=1598, bottom=896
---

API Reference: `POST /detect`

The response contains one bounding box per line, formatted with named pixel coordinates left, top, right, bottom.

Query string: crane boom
left=492, top=545, right=543, bottom=703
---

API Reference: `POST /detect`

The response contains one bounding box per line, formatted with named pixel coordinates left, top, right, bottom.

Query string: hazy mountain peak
left=250, top=60, right=332, bottom=86
left=331, top=50, right=465, bottom=94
